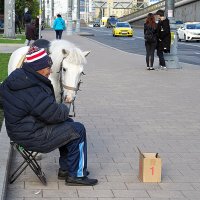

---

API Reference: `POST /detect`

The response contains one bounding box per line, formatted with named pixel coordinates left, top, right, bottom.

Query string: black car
left=106, top=16, right=119, bottom=28
left=93, top=20, right=100, bottom=27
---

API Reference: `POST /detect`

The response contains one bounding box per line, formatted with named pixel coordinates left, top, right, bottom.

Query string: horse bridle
left=57, top=57, right=85, bottom=117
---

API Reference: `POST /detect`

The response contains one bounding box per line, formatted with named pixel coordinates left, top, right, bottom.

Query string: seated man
left=0, top=46, right=98, bottom=186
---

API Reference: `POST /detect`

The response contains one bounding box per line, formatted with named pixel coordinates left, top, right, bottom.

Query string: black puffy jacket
left=144, top=23, right=157, bottom=43
left=0, top=65, right=79, bottom=153
left=157, top=18, right=171, bottom=53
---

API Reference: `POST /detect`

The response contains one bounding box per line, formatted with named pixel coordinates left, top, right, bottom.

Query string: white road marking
left=83, top=37, right=134, bottom=55
left=103, top=33, right=112, bottom=36
left=87, top=27, right=111, bottom=33
left=179, top=43, right=200, bottom=48
left=119, top=37, right=136, bottom=41
left=85, top=27, right=200, bottom=46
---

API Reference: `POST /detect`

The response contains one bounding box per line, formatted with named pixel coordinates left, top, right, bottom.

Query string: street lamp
left=75, top=0, right=80, bottom=33
left=164, top=0, right=181, bottom=69
left=39, top=0, right=42, bottom=39
left=67, top=0, right=73, bottom=35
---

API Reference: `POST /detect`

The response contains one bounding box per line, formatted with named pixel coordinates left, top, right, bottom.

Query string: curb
left=0, top=121, right=12, bottom=200
left=0, top=44, right=25, bottom=53
left=77, top=32, right=95, bottom=36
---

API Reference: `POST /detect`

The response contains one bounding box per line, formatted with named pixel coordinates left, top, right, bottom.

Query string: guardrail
left=119, top=0, right=196, bottom=23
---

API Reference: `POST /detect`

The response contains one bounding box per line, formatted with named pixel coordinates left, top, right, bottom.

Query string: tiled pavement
left=2, top=29, right=200, bottom=200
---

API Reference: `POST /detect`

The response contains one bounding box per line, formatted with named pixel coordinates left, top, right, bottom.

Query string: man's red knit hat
left=23, top=46, right=53, bottom=71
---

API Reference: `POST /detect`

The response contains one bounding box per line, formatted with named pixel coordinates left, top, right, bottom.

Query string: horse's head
left=60, top=48, right=90, bottom=103
left=49, top=40, right=90, bottom=104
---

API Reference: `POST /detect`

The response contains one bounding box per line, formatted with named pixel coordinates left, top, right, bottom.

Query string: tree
left=4, top=0, right=15, bottom=38
left=0, top=0, right=4, bottom=14
left=1, top=0, right=39, bottom=18
left=15, top=0, right=39, bottom=24
left=3, top=0, right=39, bottom=38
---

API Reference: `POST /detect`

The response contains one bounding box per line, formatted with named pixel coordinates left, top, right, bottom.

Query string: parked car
left=0, top=19, right=4, bottom=30
left=106, top=16, right=119, bottom=28
left=93, top=19, right=100, bottom=27
left=112, top=22, right=133, bottom=37
left=175, top=20, right=183, bottom=29
left=177, top=22, right=200, bottom=42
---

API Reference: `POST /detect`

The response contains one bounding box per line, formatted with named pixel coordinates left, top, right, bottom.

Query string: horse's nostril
left=64, top=96, right=73, bottom=103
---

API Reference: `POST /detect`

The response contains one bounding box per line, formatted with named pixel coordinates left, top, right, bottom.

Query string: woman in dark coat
left=26, top=20, right=37, bottom=46
left=144, top=13, right=157, bottom=70
left=156, top=10, right=171, bottom=69
left=0, top=46, right=98, bottom=186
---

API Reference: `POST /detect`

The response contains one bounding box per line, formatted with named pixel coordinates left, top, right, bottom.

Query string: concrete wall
left=131, top=0, right=200, bottom=27
left=175, top=0, right=200, bottom=22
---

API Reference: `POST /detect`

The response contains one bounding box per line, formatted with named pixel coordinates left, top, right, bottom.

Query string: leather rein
left=57, top=57, right=84, bottom=117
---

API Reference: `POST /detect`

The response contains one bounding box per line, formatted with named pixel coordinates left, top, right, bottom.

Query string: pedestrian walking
left=25, top=21, right=37, bottom=46
left=0, top=46, right=98, bottom=186
left=35, top=16, right=39, bottom=40
left=53, top=14, right=66, bottom=39
left=144, top=13, right=157, bottom=70
left=15, top=14, right=22, bottom=34
left=156, top=10, right=171, bottom=69
left=24, top=10, right=32, bottom=33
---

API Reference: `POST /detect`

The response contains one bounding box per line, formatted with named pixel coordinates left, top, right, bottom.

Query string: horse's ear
left=62, top=49, right=70, bottom=57
left=83, top=51, right=90, bottom=57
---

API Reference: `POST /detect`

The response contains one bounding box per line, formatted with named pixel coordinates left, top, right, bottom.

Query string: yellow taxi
left=112, top=22, right=133, bottom=37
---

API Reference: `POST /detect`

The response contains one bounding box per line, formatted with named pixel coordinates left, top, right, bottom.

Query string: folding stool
left=9, top=141, right=47, bottom=185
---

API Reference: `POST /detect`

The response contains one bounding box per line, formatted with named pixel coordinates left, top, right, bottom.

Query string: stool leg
left=9, top=160, right=29, bottom=184
left=9, top=145, right=31, bottom=184
left=23, top=150, right=47, bottom=185
left=9, top=144, right=46, bottom=185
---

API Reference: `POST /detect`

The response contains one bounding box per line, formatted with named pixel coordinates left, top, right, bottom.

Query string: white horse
left=8, top=40, right=90, bottom=115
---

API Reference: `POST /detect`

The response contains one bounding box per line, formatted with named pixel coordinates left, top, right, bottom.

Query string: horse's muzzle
left=64, top=95, right=74, bottom=104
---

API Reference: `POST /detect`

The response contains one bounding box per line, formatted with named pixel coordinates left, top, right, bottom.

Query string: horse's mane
left=49, top=40, right=87, bottom=69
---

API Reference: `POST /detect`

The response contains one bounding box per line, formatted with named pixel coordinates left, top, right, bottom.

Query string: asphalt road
left=81, top=27, right=200, bottom=66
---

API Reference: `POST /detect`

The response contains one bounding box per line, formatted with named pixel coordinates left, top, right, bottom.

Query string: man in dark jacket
left=24, top=10, right=32, bottom=24
left=15, top=14, right=22, bottom=34
left=0, top=46, right=98, bottom=186
left=156, top=10, right=171, bottom=69
left=24, top=10, right=32, bottom=33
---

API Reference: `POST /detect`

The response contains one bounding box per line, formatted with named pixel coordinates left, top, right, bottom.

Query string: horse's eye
left=62, top=68, right=66, bottom=72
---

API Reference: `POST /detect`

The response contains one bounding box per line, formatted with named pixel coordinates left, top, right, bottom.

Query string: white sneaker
left=160, top=66, right=167, bottom=70
left=163, top=66, right=167, bottom=70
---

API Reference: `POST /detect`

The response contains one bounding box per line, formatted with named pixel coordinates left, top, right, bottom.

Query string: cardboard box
left=137, top=147, right=162, bottom=183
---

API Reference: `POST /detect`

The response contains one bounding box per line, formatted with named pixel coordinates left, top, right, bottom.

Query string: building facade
left=93, top=0, right=149, bottom=19
left=43, top=0, right=149, bottom=25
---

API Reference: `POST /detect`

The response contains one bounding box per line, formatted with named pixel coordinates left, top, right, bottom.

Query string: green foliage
left=1, top=0, right=39, bottom=17
left=0, top=0, right=3, bottom=14
left=16, top=0, right=39, bottom=21
left=0, top=0, right=39, bottom=20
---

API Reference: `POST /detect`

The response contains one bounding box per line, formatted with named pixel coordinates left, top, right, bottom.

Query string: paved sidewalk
left=0, top=43, right=25, bottom=53
left=1, top=29, right=200, bottom=200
